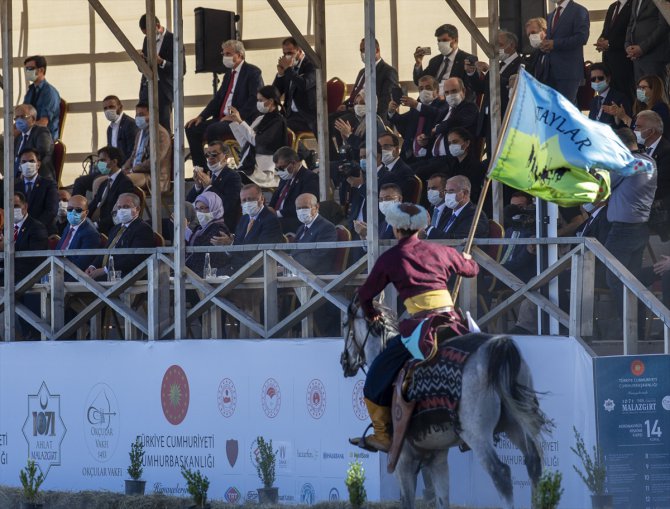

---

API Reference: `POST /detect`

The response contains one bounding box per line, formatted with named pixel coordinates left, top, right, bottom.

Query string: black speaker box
left=194, top=7, right=236, bottom=74
left=499, top=0, right=546, bottom=54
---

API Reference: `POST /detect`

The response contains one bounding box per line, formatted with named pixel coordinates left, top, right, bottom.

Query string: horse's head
left=340, top=294, right=398, bottom=377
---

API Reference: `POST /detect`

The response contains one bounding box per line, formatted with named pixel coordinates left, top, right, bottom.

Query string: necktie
left=61, top=227, right=75, bottom=249
left=436, top=56, right=448, bottom=82
left=413, top=116, right=427, bottom=156
left=646, top=146, right=653, bottom=155
left=578, top=216, right=595, bottom=237
left=246, top=217, right=255, bottom=235
left=595, top=95, right=605, bottom=121
left=611, top=1, right=621, bottom=24
left=431, top=206, right=441, bottom=227
left=99, top=178, right=111, bottom=206
left=219, top=70, right=237, bottom=119
left=349, top=73, right=365, bottom=104
left=24, top=181, right=33, bottom=198
left=443, top=213, right=457, bottom=233
left=552, top=6, right=562, bottom=31
left=14, top=225, right=19, bottom=241
left=274, top=181, right=292, bottom=211
left=102, top=225, right=127, bottom=267
left=298, top=226, right=309, bottom=241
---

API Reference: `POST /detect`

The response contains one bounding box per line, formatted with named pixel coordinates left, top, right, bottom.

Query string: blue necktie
left=444, top=213, right=457, bottom=232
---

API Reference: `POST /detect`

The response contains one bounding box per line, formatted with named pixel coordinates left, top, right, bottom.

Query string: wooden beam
left=145, top=0, right=162, bottom=235
left=266, top=0, right=322, bottom=68
left=313, top=0, right=329, bottom=199
left=444, top=0, right=496, bottom=58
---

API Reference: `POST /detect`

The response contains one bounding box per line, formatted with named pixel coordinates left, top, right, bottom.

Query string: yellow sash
left=403, top=289, right=454, bottom=316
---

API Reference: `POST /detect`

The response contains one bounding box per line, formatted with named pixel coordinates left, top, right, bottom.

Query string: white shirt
left=222, top=61, right=245, bottom=116
left=385, top=158, right=400, bottom=171
left=646, top=136, right=661, bottom=156
left=63, top=223, right=82, bottom=249
left=501, top=52, right=519, bottom=70
left=444, top=49, right=457, bottom=79
left=14, top=214, right=28, bottom=232
left=110, top=114, right=122, bottom=148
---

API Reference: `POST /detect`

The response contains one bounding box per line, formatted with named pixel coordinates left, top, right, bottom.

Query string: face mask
left=498, top=48, right=507, bottom=59
left=427, top=189, right=443, bottom=206
left=67, top=210, right=84, bottom=226
left=359, top=159, right=367, bottom=171
left=13, top=208, right=24, bottom=224
left=378, top=200, right=398, bottom=216
left=112, top=212, right=121, bottom=226
left=419, top=90, right=435, bottom=104
left=360, top=52, right=366, bottom=63
left=104, top=109, right=120, bottom=122
left=449, top=143, right=466, bottom=158
left=222, top=55, right=235, bottom=68
left=444, top=192, right=460, bottom=209
left=135, top=116, right=148, bottom=129
left=446, top=93, right=463, bottom=108
left=437, top=41, right=452, bottom=56
left=381, top=149, right=396, bottom=166
left=97, top=161, right=111, bottom=175
left=15, top=118, right=30, bottom=133
left=353, top=104, right=366, bottom=117
left=242, top=200, right=261, bottom=217
left=636, top=88, right=648, bottom=104
left=196, top=211, right=214, bottom=226
left=21, top=162, right=38, bottom=178
left=257, top=101, right=270, bottom=114
left=582, top=203, right=597, bottom=214
left=591, top=80, right=608, bottom=94
left=207, top=160, right=225, bottom=173
left=296, top=208, right=313, bottom=224
left=58, top=201, right=68, bottom=216
left=635, top=129, right=646, bottom=145
left=528, top=33, right=543, bottom=49
left=24, top=69, right=37, bottom=82
left=116, top=208, right=134, bottom=224
left=277, top=168, right=291, bottom=180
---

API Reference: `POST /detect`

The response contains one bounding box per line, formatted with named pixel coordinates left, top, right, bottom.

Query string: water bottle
left=204, top=252, right=211, bottom=278
left=107, top=256, right=115, bottom=281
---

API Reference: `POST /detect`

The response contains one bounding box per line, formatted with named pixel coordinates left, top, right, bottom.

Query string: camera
left=338, top=161, right=362, bottom=179
left=504, top=204, right=536, bottom=229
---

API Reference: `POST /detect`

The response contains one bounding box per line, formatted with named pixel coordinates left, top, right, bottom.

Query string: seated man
left=12, top=103, right=55, bottom=179
left=56, top=194, right=100, bottom=271
left=23, top=55, right=61, bottom=140
left=587, top=63, right=631, bottom=130
left=291, top=193, right=337, bottom=274
left=268, top=146, right=319, bottom=233
left=89, top=146, right=135, bottom=235
left=15, top=148, right=59, bottom=235
left=121, top=102, right=172, bottom=192
left=425, top=173, right=450, bottom=231
left=185, top=40, right=264, bottom=168
left=426, top=175, right=489, bottom=239
left=55, top=188, right=70, bottom=233
left=85, top=193, right=155, bottom=281
left=377, top=133, right=416, bottom=201
left=353, top=183, right=403, bottom=242
left=186, top=140, right=242, bottom=232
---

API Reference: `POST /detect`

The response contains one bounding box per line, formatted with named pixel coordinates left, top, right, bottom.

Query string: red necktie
left=275, top=181, right=291, bottom=211
left=218, top=70, right=237, bottom=119
left=552, top=6, right=562, bottom=31
left=61, top=227, right=75, bottom=249
left=13, top=225, right=19, bottom=241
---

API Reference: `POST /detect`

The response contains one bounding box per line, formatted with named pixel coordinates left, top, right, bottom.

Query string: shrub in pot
left=571, top=426, right=613, bottom=509
left=532, top=470, right=563, bottom=509
left=125, top=437, right=146, bottom=495
left=19, top=459, right=44, bottom=509
left=181, top=465, right=210, bottom=509
left=345, top=460, right=367, bottom=509
left=255, top=436, right=278, bottom=504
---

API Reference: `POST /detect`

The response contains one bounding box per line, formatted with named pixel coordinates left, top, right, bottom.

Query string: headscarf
left=385, top=202, right=429, bottom=230
left=194, top=191, right=224, bottom=220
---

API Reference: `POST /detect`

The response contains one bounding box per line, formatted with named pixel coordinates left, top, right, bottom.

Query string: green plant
left=181, top=465, right=210, bottom=508
left=345, top=460, right=367, bottom=509
left=533, top=470, right=563, bottom=509
left=255, top=436, right=276, bottom=488
left=571, top=426, right=606, bottom=495
left=127, top=437, right=144, bottom=480
left=19, top=459, right=44, bottom=503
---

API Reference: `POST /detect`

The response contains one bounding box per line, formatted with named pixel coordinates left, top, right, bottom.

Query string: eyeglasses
left=205, top=152, right=222, bottom=159
left=66, top=207, right=85, bottom=213
left=14, top=115, right=30, bottom=120
left=24, top=67, right=36, bottom=71
left=590, top=76, right=606, bottom=82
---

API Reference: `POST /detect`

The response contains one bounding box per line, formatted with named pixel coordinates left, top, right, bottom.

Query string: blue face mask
left=97, top=161, right=111, bottom=175
left=15, top=118, right=30, bottom=133
left=66, top=210, right=84, bottom=226
left=359, top=159, right=367, bottom=171
left=636, top=88, right=648, bottom=104
left=135, top=116, right=148, bottom=129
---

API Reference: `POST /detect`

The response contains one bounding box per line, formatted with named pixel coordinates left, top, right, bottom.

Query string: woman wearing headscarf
left=185, top=191, right=230, bottom=276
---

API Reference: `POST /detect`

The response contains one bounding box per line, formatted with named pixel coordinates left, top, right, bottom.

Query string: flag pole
left=451, top=68, right=524, bottom=304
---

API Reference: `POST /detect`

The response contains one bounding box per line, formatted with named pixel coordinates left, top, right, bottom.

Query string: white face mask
left=104, top=109, right=120, bottom=122
left=207, top=160, right=225, bottom=173
left=257, top=101, right=270, bottom=114
left=112, top=211, right=121, bottom=225
left=222, top=55, right=235, bottom=68
left=635, top=130, right=646, bottom=145
left=449, top=143, right=466, bottom=158
left=582, top=203, right=597, bottom=214
left=116, top=208, right=134, bottom=224
left=58, top=200, right=68, bottom=216
left=242, top=200, right=261, bottom=217
left=381, top=149, right=396, bottom=166
left=378, top=200, right=398, bottom=216
left=13, top=207, right=24, bottom=224
left=498, top=48, right=507, bottom=59
left=419, top=90, right=435, bottom=104
left=437, top=41, right=453, bottom=56
left=24, top=69, right=37, bottom=82
left=277, top=168, right=291, bottom=180
left=360, top=52, right=365, bottom=63
left=196, top=211, right=214, bottom=226
left=528, top=33, right=543, bottom=49
left=353, top=104, right=366, bottom=117
left=444, top=192, right=460, bottom=209
left=21, top=162, right=38, bottom=179
left=296, top=208, right=313, bottom=224
left=445, top=93, right=463, bottom=108
left=427, top=189, right=443, bottom=206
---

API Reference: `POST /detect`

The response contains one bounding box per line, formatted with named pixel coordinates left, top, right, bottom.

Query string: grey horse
left=341, top=298, right=552, bottom=509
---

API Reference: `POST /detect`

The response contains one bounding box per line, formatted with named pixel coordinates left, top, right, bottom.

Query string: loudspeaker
left=499, top=0, right=546, bottom=54
left=194, top=7, right=236, bottom=74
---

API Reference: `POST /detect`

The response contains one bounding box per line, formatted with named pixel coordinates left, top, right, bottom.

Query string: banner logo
left=22, top=382, right=67, bottom=477
left=84, top=383, right=120, bottom=462
left=603, top=399, right=615, bottom=412
left=300, top=482, right=316, bottom=505
left=352, top=380, right=367, bottom=420
left=225, top=486, right=241, bottom=504
left=218, top=378, right=237, bottom=418
left=631, top=360, right=645, bottom=377
left=161, top=365, right=190, bottom=425
left=329, top=487, right=340, bottom=500
left=226, top=439, right=239, bottom=467
left=306, top=379, right=326, bottom=419
left=261, top=378, right=281, bottom=418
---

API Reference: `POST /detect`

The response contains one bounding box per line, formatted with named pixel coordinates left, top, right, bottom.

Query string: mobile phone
left=420, top=46, right=432, bottom=55
left=391, top=86, right=403, bottom=104
left=466, top=55, right=478, bottom=65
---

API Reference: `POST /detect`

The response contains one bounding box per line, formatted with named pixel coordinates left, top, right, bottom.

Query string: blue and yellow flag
left=488, top=69, right=654, bottom=206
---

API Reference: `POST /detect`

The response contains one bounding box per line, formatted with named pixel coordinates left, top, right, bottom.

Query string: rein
left=342, top=298, right=393, bottom=375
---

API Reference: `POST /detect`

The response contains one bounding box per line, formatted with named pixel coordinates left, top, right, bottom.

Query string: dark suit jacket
left=107, top=113, right=138, bottom=165
left=601, top=0, right=634, bottom=99
left=93, top=218, right=155, bottom=275
left=186, top=219, right=230, bottom=276
left=346, top=59, right=399, bottom=119
left=588, top=87, right=631, bottom=129
left=186, top=168, right=242, bottom=232
left=432, top=100, right=480, bottom=147
left=56, top=218, right=100, bottom=271
left=269, top=167, right=320, bottom=233
left=141, top=30, right=186, bottom=102
left=89, top=171, right=136, bottom=235
left=413, top=49, right=475, bottom=85
left=15, top=176, right=59, bottom=234
left=249, top=111, right=288, bottom=157
left=379, top=220, right=395, bottom=239
left=14, top=215, right=48, bottom=281
left=292, top=214, right=337, bottom=274
left=427, top=202, right=489, bottom=240
left=389, top=99, right=447, bottom=160
left=226, top=206, right=284, bottom=273
left=346, top=184, right=367, bottom=224
left=524, top=50, right=548, bottom=84
left=626, top=0, right=669, bottom=62
left=546, top=1, right=590, bottom=82
left=14, top=126, right=54, bottom=179
left=577, top=206, right=611, bottom=244
left=200, top=61, right=264, bottom=122
left=651, top=136, right=670, bottom=200
left=466, top=55, right=522, bottom=115
left=378, top=159, right=416, bottom=202
left=273, top=57, right=317, bottom=117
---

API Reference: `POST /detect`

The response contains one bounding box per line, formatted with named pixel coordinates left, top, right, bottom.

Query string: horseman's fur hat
left=385, top=202, right=429, bottom=231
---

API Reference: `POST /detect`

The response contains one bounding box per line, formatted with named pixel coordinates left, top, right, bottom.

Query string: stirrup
left=348, top=424, right=378, bottom=452
left=458, top=441, right=471, bottom=452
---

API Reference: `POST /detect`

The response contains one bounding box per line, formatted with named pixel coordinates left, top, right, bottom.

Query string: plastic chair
left=48, top=234, right=61, bottom=250
left=333, top=225, right=352, bottom=273
left=405, top=175, right=423, bottom=204
left=53, top=140, right=66, bottom=188
left=327, top=77, right=347, bottom=114
left=153, top=231, right=165, bottom=247
left=58, top=98, right=68, bottom=140
left=286, top=128, right=296, bottom=149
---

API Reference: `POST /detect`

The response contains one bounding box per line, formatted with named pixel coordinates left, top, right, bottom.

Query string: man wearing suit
left=524, top=18, right=549, bottom=84
left=588, top=63, right=632, bottom=130
left=22, top=55, right=61, bottom=140
left=186, top=140, right=242, bottom=231
left=541, top=0, right=590, bottom=104
left=377, top=133, right=416, bottom=202
left=425, top=173, right=451, bottom=233
left=89, top=146, right=135, bottom=235
left=292, top=193, right=337, bottom=275
left=14, top=148, right=58, bottom=235
left=426, top=175, right=488, bottom=240
left=138, top=15, right=183, bottom=131
left=269, top=146, right=319, bottom=233
left=413, top=24, right=475, bottom=86
left=273, top=37, right=317, bottom=134
left=353, top=183, right=402, bottom=243
left=635, top=110, right=670, bottom=202
left=12, top=103, right=54, bottom=179
left=597, top=0, right=634, bottom=101
left=56, top=195, right=100, bottom=271
left=185, top=40, right=264, bottom=168
left=86, top=193, right=155, bottom=281
left=625, top=0, right=669, bottom=82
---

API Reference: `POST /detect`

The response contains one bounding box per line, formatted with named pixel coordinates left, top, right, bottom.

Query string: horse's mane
left=371, top=300, right=399, bottom=335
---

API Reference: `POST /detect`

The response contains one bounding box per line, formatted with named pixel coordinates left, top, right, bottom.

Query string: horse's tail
left=486, top=336, right=552, bottom=481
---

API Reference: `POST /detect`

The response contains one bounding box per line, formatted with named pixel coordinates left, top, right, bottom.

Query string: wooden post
left=145, top=0, right=162, bottom=235
left=364, top=0, right=379, bottom=268
left=313, top=0, right=330, bottom=200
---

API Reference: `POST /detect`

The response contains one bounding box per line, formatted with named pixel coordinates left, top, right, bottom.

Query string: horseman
left=350, top=202, right=479, bottom=452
